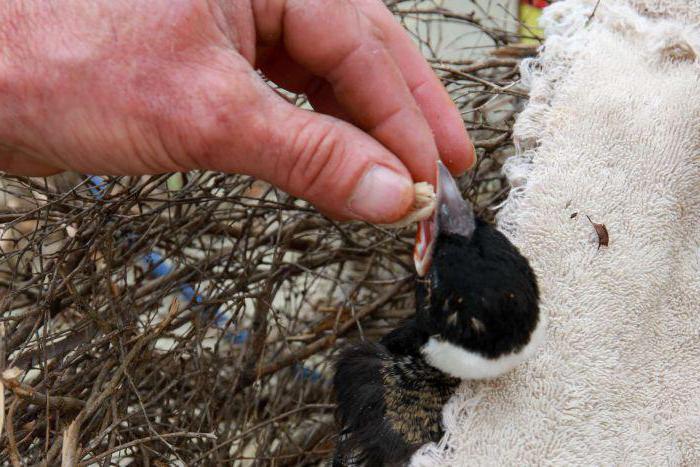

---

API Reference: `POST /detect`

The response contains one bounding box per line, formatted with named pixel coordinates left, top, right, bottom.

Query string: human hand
left=0, top=0, right=473, bottom=223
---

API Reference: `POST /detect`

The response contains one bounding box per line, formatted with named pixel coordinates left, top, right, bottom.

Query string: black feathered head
left=413, top=162, right=544, bottom=379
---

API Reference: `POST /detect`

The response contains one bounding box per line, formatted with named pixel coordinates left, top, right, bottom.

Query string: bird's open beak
left=413, top=162, right=475, bottom=277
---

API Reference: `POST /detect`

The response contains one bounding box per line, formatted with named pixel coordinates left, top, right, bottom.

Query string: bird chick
left=333, top=162, right=544, bottom=466
left=333, top=321, right=459, bottom=466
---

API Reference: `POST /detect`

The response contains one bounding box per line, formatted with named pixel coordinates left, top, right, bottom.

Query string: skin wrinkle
left=366, top=103, right=419, bottom=142
left=408, top=77, right=431, bottom=100
left=291, top=4, right=365, bottom=78
left=122, top=121, right=165, bottom=174
left=132, top=118, right=189, bottom=174
left=278, top=111, right=356, bottom=206
left=324, top=42, right=390, bottom=117
left=284, top=114, right=332, bottom=193
left=295, top=129, right=342, bottom=199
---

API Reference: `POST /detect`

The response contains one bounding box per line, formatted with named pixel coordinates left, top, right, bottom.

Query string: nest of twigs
left=0, top=2, right=539, bottom=465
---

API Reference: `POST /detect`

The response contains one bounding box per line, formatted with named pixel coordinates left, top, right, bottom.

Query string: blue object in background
left=88, top=175, right=108, bottom=199
left=294, top=364, right=324, bottom=383
left=142, top=251, right=172, bottom=279
left=227, top=329, right=249, bottom=345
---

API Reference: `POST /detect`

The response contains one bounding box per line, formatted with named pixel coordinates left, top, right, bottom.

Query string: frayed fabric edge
left=497, top=0, right=700, bottom=240
left=496, top=0, right=594, bottom=240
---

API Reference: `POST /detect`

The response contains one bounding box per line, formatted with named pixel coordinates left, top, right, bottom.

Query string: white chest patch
left=420, top=312, right=546, bottom=379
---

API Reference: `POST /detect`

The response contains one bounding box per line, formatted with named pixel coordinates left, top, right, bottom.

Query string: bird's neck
left=379, top=319, right=429, bottom=357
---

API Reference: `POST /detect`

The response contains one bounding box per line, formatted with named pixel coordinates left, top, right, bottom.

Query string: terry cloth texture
left=411, top=0, right=700, bottom=465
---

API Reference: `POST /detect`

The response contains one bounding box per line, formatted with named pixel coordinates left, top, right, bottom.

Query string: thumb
left=246, top=100, right=415, bottom=224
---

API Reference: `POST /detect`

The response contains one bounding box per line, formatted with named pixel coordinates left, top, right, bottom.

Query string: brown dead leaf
left=586, top=215, right=609, bottom=248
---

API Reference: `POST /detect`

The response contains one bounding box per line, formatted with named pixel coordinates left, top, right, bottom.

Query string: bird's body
left=333, top=323, right=459, bottom=466
left=333, top=163, right=543, bottom=466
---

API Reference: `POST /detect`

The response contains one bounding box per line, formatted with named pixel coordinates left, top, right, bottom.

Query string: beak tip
left=434, top=160, right=476, bottom=239
left=413, top=160, right=474, bottom=276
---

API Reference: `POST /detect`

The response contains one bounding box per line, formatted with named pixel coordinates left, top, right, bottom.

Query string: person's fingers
left=353, top=0, right=475, bottom=175
left=253, top=0, right=474, bottom=179
left=186, top=58, right=414, bottom=223
left=263, top=0, right=440, bottom=184
left=0, top=147, right=63, bottom=176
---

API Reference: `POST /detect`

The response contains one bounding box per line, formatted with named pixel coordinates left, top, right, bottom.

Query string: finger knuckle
left=285, top=117, right=345, bottom=196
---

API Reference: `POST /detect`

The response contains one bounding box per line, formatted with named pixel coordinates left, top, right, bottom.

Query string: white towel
left=412, top=0, right=700, bottom=465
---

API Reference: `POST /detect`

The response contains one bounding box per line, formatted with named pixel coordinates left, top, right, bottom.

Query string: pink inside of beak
left=413, top=209, right=436, bottom=277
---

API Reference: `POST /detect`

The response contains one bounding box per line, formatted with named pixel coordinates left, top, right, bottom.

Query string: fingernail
left=349, top=166, right=413, bottom=222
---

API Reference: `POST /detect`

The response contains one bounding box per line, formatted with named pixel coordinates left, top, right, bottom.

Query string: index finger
left=354, top=0, right=475, bottom=176
left=280, top=0, right=440, bottom=183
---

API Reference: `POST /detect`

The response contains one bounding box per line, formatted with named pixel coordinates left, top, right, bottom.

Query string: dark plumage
left=333, top=322, right=459, bottom=467
left=332, top=162, right=542, bottom=466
